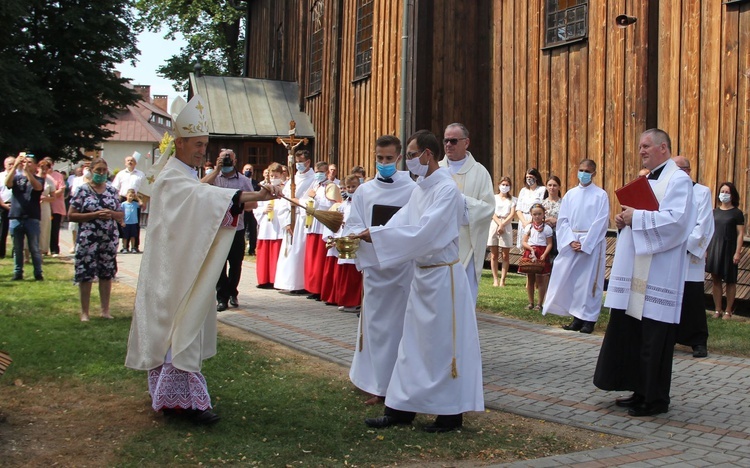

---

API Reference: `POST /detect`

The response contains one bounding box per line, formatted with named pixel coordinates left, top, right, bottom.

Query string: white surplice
left=368, top=168, right=484, bottom=415
left=604, top=160, right=697, bottom=324
left=274, top=170, right=315, bottom=291
left=543, top=183, right=610, bottom=322
left=125, top=157, right=237, bottom=372
left=685, top=183, right=714, bottom=282
left=439, top=152, right=495, bottom=300
left=342, top=171, right=417, bottom=397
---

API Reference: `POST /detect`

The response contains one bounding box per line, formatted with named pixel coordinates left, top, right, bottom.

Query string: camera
left=221, top=154, right=233, bottom=167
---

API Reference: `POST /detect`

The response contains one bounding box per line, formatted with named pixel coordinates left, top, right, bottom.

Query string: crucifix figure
left=276, top=121, right=309, bottom=243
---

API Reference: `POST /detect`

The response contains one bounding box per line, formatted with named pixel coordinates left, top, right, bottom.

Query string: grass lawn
left=0, top=256, right=627, bottom=466
left=476, top=270, right=750, bottom=357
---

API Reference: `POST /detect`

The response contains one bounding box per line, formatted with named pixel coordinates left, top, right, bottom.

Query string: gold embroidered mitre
left=174, top=94, right=210, bottom=138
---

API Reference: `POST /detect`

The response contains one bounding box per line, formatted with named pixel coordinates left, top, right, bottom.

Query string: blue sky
left=116, top=29, right=187, bottom=109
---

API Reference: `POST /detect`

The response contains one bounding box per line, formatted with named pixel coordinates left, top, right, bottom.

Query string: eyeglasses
left=405, top=149, right=426, bottom=160
left=443, top=138, right=467, bottom=145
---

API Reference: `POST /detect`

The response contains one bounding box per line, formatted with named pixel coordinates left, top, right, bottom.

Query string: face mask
left=406, top=154, right=428, bottom=177
left=341, top=192, right=349, bottom=200
left=578, top=171, right=592, bottom=185
left=270, top=177, right=282, bottom=186
left=205, top=168, right=213, bottom=175
left=221, top=166, right=234, bottom=174
left=244, top=170, right=252, bottom=177
left=314, top=172, right=326, bottom=183
left=719, top=193, right=731, bottom=204
left=83, top=168, right=90, bottom=176
left=376, top=162, right=397, bottom=178
left=499, top=185, right=510, bottom=194
left=359, top=177, right=364, bottom=184
left=92, top=173, right=107, bottom=184
left=295, top=162, right=307, bottom=172
left=526, top=177, right=535, bottom=186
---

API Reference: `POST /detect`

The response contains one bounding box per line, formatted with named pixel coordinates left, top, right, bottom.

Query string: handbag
left=518, top=254, right=544, bottom=274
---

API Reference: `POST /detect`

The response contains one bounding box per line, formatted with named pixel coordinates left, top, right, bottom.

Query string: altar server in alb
left=343, top=135, right=417, bottom=405
left=594, top=129, right=696, bottom=418
left=543, top=159, right=609, bottom=334
left=353, top=130, right=484, bottom=433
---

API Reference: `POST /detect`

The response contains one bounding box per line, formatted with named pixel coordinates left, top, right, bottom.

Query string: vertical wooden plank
left=567, top=43, right=588, bottom=191
left=719, top=4, right=739, bottom=185
left=622, top=0, right=648, bottom=182
left=604, top=0, right=626, bottom=220
left=587, top=0, right=607, bottom=191
left=699, top=0, right=722, bottom=191
left=526, top=1, right=540, bottom=185
left=737, top=4, right=750, bottom=219
left=537, top=50, right=551, bottom=191
left=491, top=0, right=504, bottom=184
left=657, top=0, right=681, bottom=147
left=679, top=0, right=700, bottom=166
left=548, top=48, right=568, bottom=183
left=502, top=0, right=517, bottom=185
left=515, top=1, right=528, bottom=171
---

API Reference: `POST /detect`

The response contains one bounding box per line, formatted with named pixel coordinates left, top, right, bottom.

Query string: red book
left=615, top=176, right=659, bottom=211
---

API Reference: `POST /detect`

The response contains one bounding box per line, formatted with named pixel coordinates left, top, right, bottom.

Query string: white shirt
left=112, top=167, right=145, bottom=197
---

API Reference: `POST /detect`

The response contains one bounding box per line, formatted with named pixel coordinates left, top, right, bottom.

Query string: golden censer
left=326, top=236, right=361, bottom=259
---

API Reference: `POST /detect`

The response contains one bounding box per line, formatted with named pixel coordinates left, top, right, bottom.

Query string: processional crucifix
left=276, top=121, right=308, bottom=243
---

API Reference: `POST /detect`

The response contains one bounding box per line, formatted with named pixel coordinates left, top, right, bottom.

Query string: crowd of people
left=4, top=100, right=746, bottom=429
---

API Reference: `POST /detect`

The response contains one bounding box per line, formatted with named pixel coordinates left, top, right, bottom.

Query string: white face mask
left=526, top=177, right=535, bottom=186
left=406, top=154, right=429, bottom=177
left=499, top=185, right=510, bottom=194
left=719, top=193, right=731, bottom=204
left=270, top=177, right=282, bottom=186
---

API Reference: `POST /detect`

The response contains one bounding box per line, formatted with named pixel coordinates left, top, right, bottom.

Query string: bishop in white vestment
left=594, top=130, right=697, bottom=418
left=354, top=131, right=484, bottom=433
left=343, top=136, right=417, bottom=402
left=543, top=160, right=609, bottom=332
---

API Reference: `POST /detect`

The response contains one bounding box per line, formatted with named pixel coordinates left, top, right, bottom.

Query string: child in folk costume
left=335, top=175, right=363, bottom=312
left=320, top=182, right=344, bottom=305
left=519, top=203, right=553, bottom=311
left=254, top=164, right=284, bottom=289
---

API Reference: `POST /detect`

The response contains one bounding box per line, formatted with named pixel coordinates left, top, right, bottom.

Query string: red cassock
left=304, top=233, right=326, bottom=294
left=319, top=255, right=339, bottom=304
left=256, top=239, right=282, bottom=285
left=334, top=263, right=362, bottom=308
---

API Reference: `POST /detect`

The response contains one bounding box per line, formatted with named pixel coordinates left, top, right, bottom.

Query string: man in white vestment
left=353, top=130, right=484, bottom=433
left=594, top=129, right=697, bottom=418
left=673, top=155, right=714, bottom=358
left=125, top=95, right=280, bottom=425
left=274, top=150, right=315, bottom=293
left=438, top=123, right=495, bottom=304
left=343, top=135, right=417, bottom=406
left=543, top=159, right=609, bottom=334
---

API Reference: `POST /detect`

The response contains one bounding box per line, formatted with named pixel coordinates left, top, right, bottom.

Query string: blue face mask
left=296, top=162, right=307, bottom=172
left=314, top=172, right=326, bottom=182
left=221, top=166, right=234, bottom=174
left=376, top=162, right=397, bottom=178
left=92, top=173, right=107, bottom=184
left=578, top=171, right=592, bottom=185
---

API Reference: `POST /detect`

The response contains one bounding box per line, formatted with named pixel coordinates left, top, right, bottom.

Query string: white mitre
left=139, top=94, right=210, bottom=198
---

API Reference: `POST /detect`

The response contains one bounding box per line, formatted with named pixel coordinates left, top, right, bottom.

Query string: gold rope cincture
left=419, top=258, right=460, bottom=378
left=358, top=283, right=366, bottom=351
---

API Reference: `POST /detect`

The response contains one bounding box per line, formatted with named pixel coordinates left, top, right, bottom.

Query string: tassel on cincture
left=451, top=357, right=458, bottom=379
left=359, top=333, right=364, bottom=352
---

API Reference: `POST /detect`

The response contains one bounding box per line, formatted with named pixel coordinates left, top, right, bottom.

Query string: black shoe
left=306, top=293, right=321, bottom=300
left=423, top=423, right=461, bottom=433
left=256, top=283, right=274, bottom=289
left=229, top=296, right=239, bottom=307
left=289, top=289, right=308, bottom=295
left=364, top=415, right=411, bottom=429
left=579, top=322, right=595, bottom=334
left=12, top=273, right=23, bottom=281
left=188, top=409, right=221, bottom=425
left=615, top=393, right=644, bottom=408
left=563, top=317, right=583, bottom=331
left=692, top=345, right=708, bottom=358
left=217, top=301, right=228, bottom=312
left=423, top=414, right=463, bottom=433
left=628, top=402, right=669, bottom=417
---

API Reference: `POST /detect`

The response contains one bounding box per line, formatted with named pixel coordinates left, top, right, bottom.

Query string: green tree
left=135, top=0, right=246, bottom=92
left=0, top=0, right=141, bottom=160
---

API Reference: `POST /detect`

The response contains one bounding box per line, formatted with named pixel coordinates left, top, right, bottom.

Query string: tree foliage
left=135, top=0, right=246, bottom=92
left=0, top=0, right=141, bottom=161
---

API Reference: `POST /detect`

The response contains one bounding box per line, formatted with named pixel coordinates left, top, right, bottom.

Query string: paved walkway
left=105, top=236, right=750, bottom=467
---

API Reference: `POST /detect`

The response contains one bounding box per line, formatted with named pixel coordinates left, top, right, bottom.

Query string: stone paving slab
left=106, top=235, right=750, bottom=467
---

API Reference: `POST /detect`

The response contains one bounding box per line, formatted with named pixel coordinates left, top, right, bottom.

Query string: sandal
left=533, top=304, right=542, bottom=311
left=525, top=303, right=534, bottom=310
left=713, top=311, right=723, bottom=319
left=723, top=312, right=733, bottom=320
